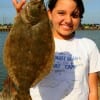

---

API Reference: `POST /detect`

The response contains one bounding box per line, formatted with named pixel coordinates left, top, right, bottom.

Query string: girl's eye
left=71, top=9, right=80, bottom=18
left=57, top=11, right=65, bottom=15
left=71, top=12, right=80, bottom=18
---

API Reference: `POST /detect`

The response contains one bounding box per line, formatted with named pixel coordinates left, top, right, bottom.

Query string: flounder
left=3, top=0, right=54, bottom=99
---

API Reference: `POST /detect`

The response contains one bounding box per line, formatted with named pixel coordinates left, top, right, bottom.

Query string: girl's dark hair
left=48, top=0, right=85, bottom=18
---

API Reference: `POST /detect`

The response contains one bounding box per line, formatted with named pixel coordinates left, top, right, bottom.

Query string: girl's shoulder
left=75, top=36, right=98, bottom=54
left=75, top=36, right=97, bottom=48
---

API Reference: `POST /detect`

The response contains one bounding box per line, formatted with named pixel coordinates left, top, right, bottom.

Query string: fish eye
left=37, top=4, right=41, bottom=9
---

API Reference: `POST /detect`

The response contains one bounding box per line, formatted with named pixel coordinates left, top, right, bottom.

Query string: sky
left=0, top=0, right=100, bottom=24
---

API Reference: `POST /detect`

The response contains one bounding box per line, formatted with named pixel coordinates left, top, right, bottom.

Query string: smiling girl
left=13, top=0, right=100, bottom=100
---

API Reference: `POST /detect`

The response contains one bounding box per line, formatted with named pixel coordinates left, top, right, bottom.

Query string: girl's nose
left=64, top=15, right=72, bottom=24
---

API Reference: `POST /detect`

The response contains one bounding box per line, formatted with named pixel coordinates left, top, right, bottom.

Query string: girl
left=13, top=0, right=100, bottom=100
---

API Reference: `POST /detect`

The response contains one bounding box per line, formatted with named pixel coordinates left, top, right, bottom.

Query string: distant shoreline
left=0, top=30, right=100, bottom=32
left=0, top=28, right=100, bottom=32
left=0, top=23, right=100, bottom=32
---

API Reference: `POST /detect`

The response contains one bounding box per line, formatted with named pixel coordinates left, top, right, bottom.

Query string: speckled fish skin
left=3, top=0, right=54, bottom=99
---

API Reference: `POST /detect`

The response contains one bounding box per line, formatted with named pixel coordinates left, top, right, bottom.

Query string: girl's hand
left=12, top=0, right=26, bottom=13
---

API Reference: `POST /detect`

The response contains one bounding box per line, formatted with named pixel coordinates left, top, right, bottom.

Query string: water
left=0, top=30, right=100, bottom=91
left=0, top=32, right=8, bottom=91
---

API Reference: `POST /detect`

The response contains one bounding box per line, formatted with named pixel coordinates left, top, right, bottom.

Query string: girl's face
left=48, top=0, right=81, bottom=39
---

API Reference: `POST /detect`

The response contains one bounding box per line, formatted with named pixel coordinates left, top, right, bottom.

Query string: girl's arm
left=88, top=72, right=99, bottom=100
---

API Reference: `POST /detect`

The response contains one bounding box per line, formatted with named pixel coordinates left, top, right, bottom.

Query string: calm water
left=0, top=30, right=100, bottom=91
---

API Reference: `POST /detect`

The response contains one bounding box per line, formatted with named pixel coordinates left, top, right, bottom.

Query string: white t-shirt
left=30, top=36, right=100, bottom=100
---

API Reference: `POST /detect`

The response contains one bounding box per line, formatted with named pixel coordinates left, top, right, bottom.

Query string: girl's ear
left=47, top=9, right=53, bottom=27
left=47, top=9, right=52, bottom=21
